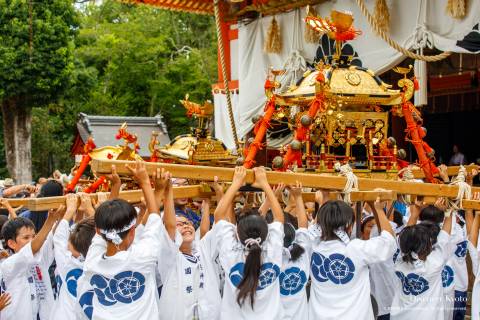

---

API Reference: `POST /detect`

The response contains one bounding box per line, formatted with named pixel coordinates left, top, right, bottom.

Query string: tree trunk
left=1, top=98, right=32, bottom=184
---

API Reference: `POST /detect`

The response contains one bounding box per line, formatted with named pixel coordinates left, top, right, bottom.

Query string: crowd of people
left=0, top=162, right=478, bottom=320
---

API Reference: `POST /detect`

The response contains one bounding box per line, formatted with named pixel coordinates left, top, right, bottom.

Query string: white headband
left=99, top=218, right=137, bottom=245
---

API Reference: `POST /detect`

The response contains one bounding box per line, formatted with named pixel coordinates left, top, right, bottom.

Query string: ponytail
left=289, top=243, right=305, bottom=262
left=284, top=223, right=305, bottom=262
left=237, top=244, right=262, bottom=307
left=236, top=214, right=268, bottom=308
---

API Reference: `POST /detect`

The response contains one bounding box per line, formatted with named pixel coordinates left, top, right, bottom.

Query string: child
left=76, top=161, right=169, bottom=320
left=156, top=168, right=221, bottom=320
left=50, top=194, right=96, bottom=320
left=215, top=166, right=285, bottom=320
left=390, top=207, right=453, bottom=320
left=450, top=210, right=469, bottom=320
left=279, top=182, right=310, bottom=320
left=0, top=209, right=61, bottom=320
left=468, top=206, right=480, bottom=320
left=309, top=199, right=396, bottom=319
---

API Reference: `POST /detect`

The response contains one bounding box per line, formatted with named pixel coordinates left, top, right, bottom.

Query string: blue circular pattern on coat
left=257, top=263, right=280, bottom=290
left=229, top=262, right=245, bottom=288
left=455, top=241, right=468, bottom=258
left=310, top=252, right=328, bottom=282
left=279, top=267, right=307, bottom=296
left=90, top=271, right=146, bottom=306
left=79, top=289, right=94, bottom=320
left=324, top=253, right=355, bottom=284
left=66, top=268, right=83, bottom=297
left=442, top=265, right=454, bottom=288
left=228, top=262, right=280, bottom=290
left=398, top=272, right=430, bottom=296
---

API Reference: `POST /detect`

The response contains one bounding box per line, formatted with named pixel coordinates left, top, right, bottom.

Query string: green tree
left=0, top=0, right=78, bottom=183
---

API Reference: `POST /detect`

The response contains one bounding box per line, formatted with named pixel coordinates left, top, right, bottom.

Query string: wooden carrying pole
left=2, top=186, right=214, bottom=211
left=411, top=164, right=479, bottom=179
left=90, top=159, right=480, bottom=199
left=1, top=189, right=398, bottom=211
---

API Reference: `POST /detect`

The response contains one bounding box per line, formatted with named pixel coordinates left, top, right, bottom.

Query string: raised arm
left=199, top=199, right=211, bottom=239
left=107, top=165, right=121, bottom=200
left=407, top=198, right=423, bottom=226
left=370, top=198, right=394, bottom=236
left=252, top=167, right=284, bottom=223
left=126, top=161, right=159, bottom=217
left=214, top=167, right=246, bottom=222
left=470, top=211, right=480, bottom=248
left=162, top=175, right=176, bottom=239
left=63, top=193, right=79, bottom=223
left=289, top=182, right=307, bottom=228
left=153, top=168, right=168, bottom=210
left=0, top=199, right=17, bottom=220
left=31, top=207, right=62, bottom=254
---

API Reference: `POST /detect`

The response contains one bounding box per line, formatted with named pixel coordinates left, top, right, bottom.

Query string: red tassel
left=413, top=77, right=420, bottom=91
left=84, top=176, right=106, bottom=194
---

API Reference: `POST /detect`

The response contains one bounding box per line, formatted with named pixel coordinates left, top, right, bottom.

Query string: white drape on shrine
left=213, top=0, right=480, bottom=149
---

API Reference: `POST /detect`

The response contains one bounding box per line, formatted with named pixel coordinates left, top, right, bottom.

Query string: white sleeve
left=136, top=214, right=168, bottom=262
left=435, top=230, right=451, bottom=263
left=265, top=222, right=284, bottom=262
left=295, top=228, right=313, bottom=256
left=1, top=242, right=35, bottom=280
left=85, top=234, right=107, bottom=262
left=53, top=219, right=70, bottom=269
left=351, top=231, right=397, bottom=265
left=468, top=240, right=479, bottom=275
left=36, top=230, right=55, bottom=268
left=154, top=216, right=178, bottom=281
left=216, top=220, right=239, bottom=255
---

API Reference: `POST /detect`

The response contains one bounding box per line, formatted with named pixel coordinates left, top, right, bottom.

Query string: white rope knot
left=244, top=237, right=262, bottom=250
left=449, top=165, right=472, bottom=210
left=412, top=24, right=434, bottom=50
left=399, top=165, right=415, bottom=204
left=335, top=162, right=359, bottom=205
left=280, top=50, right=307, bottom=91
left=99, top=218, right=137, bottom=245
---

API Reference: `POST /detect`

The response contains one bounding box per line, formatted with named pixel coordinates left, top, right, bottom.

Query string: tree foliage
left=0, top=0, right=78, bottom=104
left=0, top=0, right=218, bottom=179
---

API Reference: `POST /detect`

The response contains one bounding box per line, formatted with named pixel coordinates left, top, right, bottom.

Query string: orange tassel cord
left=84, top=176, right=107, bottom=194
left=401, top=96, right=439, bottom=182
left=66, top=137, right=96, bottom=193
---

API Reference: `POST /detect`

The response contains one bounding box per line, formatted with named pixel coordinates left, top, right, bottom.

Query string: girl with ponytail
left=279, top=182, right=310, bottom=320
left=214, top=166, right=284, bottom=320
left=390, top=204, right=453, bottom=320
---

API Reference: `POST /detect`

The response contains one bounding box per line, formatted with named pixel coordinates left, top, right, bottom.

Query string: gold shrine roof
left=277, top=65, right=408, bottom=106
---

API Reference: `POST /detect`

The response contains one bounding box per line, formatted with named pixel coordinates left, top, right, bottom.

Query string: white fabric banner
left=213, top=91, right=239, bottom=149
left=214, top=0, right=480, bottom=149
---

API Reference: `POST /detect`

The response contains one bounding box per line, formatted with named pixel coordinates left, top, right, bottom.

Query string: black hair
left=0, top=215, right=8, bottom=238
left=283, top=223, right=305, bottom=262
left=392, top=210, right=404, bottom=228
left=317, top=200, right=354, bottom=241
left=419, top=205, right=444, bottom=224
left=418, top=221, right=441, bottom=246
left=360, top=216, right=375, bottom=234
left=235, top=207, right=260, bottom=223
left=38, top=180, right=63, bottom=198
left=69, top=217, right=96, bottom=257
left=457, top=210, right=466, bottom=227
left=1, top=217, right=35, bottom=250
left=94, top=199, right=137, bottom=242
left=399, top=224, right=433, bottom=264
left=236, top=214, right=268, bottom=308
left=265, top=210, right=274, bottom=224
